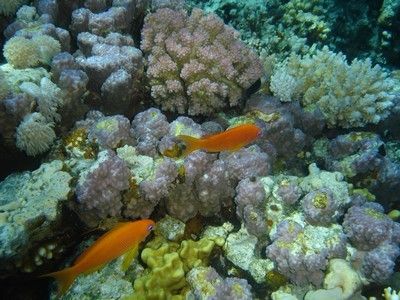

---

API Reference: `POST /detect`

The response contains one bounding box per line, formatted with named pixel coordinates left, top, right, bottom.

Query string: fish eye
left=147, top=225, right=154, bottom=231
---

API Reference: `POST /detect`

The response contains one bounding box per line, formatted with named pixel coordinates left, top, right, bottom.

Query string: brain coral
left=141, top=8, right=263, bottom=115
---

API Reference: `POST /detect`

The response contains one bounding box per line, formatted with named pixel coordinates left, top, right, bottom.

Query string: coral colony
left=0, top=0, right=400, bottom=299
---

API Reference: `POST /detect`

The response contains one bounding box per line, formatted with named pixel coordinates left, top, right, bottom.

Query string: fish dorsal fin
left=121, top=245, right=138, bottom=272
left=74, top=222, right=128, bottom=266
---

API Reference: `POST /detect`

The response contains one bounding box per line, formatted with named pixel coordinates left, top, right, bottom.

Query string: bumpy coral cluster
left=141, top=8, right=263, bottom=115
left=266, top=220, right=347, bottom=286
left=343, top=203, right=400, bottom=283
left=75, top=150, right=131, bottom=223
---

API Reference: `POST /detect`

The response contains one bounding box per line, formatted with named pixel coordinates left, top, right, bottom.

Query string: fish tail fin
left=41, top=267, right=77, bottom=296
left=177, top=135, right=202, bottom=156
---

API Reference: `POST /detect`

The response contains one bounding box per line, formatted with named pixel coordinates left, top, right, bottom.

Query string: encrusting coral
left=129, top=233, right=218, bottom=299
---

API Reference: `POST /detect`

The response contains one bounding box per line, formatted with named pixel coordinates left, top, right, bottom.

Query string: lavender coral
left=187, top=266, right=253, bottom=300
left=88, top=115, right=133, bottom=149
left=343, top=203, right=399, bottom=251
left=131, top=108, right=170, bottom=157
left=141, top=8, right=263, bottom=115
left=266, top=220, right=347, bottom=286
left=301, top=188, right=340, bottom=226
left=362, top=243, right=400, bottom=284
left=234, top=177, right=267, bottom=237
left=75, top=150, right=131, bottom=223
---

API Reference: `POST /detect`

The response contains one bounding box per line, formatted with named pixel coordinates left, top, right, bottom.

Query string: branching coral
left=141, top=8, right=263, bottom=115
left=275, top=46, right=396, bottom=128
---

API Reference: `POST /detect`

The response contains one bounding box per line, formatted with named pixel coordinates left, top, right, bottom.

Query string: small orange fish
left=178, top=124, right=262, bottom=156
left=42, top=219, right=155, bottom=295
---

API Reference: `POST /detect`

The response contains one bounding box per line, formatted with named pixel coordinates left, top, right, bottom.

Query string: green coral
left=129, top=234, right=216, bottom=299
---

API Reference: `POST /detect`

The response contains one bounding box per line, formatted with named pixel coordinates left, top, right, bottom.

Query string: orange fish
left=178, top=124, right=262, bottom=156
left=42, top=219, right=155, bottom=295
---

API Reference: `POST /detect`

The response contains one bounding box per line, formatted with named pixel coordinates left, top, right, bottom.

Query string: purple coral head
left=276, top=180, right=301, bottom=205
left=343, top=203, right=395, bottom=251
left=222, top=145, right=271, bottom=181
left=302, top=188, right=340, bottom=225
left=361, top=243, right=400, bottom=283
left=76, top=150, right=131, bottom=220
left=266, top=220, right=346, bottom=287
left=271, top=220, right=303, bottom=242
left=88, top=115, right=133, bottom=149
left=131, top=108, right=170, bottom=156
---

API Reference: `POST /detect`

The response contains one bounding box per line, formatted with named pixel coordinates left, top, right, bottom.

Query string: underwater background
left=0, top=0, right=399, bottom=299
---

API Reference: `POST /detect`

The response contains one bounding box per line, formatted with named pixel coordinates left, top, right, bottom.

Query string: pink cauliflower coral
left=141, top=8, right=263, bottom=115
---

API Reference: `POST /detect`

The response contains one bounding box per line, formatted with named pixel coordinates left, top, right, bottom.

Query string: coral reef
left=189, top=0, right=400, bottom=67
left=0, top=1, right=399, bottom=299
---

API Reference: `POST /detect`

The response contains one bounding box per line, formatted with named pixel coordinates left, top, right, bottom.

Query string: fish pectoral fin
left=82, top=263, right=106, bottom=275
left=226, top=144, right=246, bottom=152
left=121, top=245, right=138, bottom=272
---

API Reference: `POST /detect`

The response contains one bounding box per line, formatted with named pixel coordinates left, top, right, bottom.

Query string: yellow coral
left=128, top=235, right=216, bottom=300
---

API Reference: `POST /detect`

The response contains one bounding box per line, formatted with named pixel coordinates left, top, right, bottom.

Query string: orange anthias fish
left=178, top=123, right=262, bottom=156
left=42, top=219, right=155, bottom=295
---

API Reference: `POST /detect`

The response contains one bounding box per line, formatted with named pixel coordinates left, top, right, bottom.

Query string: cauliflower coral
left=141, top=8, right=263, bottom=116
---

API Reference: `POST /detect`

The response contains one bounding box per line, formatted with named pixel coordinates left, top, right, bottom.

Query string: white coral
left=20, top=77, right=63, bottom=122
left=285, top=46, right=395, bottom=128
left=270, top=66, right=299, bottom=102
left=16, top=112, right=56, bottom=156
